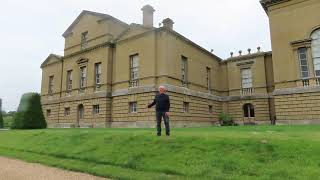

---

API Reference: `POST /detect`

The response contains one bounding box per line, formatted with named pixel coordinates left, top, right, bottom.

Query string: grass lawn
left=0, top=126, right=320, bottom=180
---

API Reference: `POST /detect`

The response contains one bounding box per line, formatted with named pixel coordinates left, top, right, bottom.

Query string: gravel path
left=0, top=156, right=107, bottom=180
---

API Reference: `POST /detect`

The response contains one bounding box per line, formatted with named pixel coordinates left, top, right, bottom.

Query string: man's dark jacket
left=148, top=93, right=170, bottom=112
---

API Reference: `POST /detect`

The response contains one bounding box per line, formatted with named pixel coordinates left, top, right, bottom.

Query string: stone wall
left=43, top=97, right=111, bottom=128
left=275, top=92, right=320, bottom=124
left=228, top=98, right=271, bottom=124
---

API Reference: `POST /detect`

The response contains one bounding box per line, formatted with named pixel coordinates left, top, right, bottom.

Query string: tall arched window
left=311, top=29, right=320, bottom=76
left=243, top=103, right=255, bottom=118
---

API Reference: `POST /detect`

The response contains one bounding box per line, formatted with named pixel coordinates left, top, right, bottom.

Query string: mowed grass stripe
left=0, top=147, right=181, bottom=180
left=0, top=126, right=320, bottom=179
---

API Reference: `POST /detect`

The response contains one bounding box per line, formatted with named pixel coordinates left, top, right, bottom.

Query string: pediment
left=76, top=57, right=89, bottom=65
left=62, top=10, right=128, bottom=38
left=41, top=54, right=62, bottom=68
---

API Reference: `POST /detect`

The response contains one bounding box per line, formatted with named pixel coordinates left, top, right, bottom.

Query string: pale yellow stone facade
left=262, top=0, right=320, bottom=124
left=41, top=1, right=320, bottom=128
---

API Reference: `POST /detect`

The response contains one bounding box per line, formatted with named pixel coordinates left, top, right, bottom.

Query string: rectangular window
left=64, top=107, right=70, bottom=116
left=46, top=109, right=51, bottom=117
left=298, top=48, right=309, bottom=78
left=66, top=70, right=73, bottom=91
left=181, top=56, right=188, bottom=86
left=80, top=66, right=87, bottom=89
left=312, top=32, right=320, bottom=76
left=129, top=102, right=137, bottom=113
left=130, top=54, right=139, bottom=87
left=48, top=76, right=54, bottom=94
left=241, top=69, right=252, bottom=88
left=183, top=102, right=189, bottom=113
left=93, top=105, right=100, bottom=115
left=206, top=67, right=211, bottom=90
left=81, top=31, right=88, bottom=49
left=209, top=105, right=213, bottom=113
left=95, top=63, right=102, bottom=85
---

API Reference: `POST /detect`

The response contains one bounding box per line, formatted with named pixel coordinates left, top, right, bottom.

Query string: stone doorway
left=243, top=103, right=255, bottom=125
left=77, top=104, right=84, bottom=127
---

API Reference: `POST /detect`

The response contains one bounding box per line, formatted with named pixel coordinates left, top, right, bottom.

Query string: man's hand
left=165, top=112, right=169, bottom=117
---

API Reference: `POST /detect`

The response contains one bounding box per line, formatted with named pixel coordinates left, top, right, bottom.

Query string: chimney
left=162, top=18, right=174, bottom=30
left=141, top=5, right=155, bottom=27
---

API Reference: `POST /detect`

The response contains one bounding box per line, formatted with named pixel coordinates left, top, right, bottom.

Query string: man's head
left=158, top=86, right=167, bottom=94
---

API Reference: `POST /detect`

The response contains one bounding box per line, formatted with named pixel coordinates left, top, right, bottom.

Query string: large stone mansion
left=41, top=0, right=320, bottom=128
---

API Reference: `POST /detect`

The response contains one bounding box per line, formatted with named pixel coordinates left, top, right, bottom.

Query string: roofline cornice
left=260, top=0, right=291, bottom=13
left=221, top=51, right=272, bottom=64
left=157, top=28, right=223, bottom=62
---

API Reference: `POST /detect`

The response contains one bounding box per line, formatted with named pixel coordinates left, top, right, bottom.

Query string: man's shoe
left=157, top=134, right=161, bottom=136
left=166, top=134, right=170, bottom=136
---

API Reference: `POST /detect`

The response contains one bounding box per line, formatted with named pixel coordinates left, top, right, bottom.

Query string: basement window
left=93, top=105, right=100, bottom=115
left=183, top=102, right=189, bottom=113
left=46, top=109, right=51, bottom=117
left=129, top=102, right=137, bottom=113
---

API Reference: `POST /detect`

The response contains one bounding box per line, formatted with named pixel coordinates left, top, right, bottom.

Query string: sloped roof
left=62, top=10, right=129, bottom=38
left=114, top=23, right=155, bottom=42
left=40, top=54, right=63, bottom=68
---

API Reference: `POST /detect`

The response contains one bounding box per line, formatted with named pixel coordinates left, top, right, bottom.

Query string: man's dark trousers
left=156, top=111, right=170, bottom=136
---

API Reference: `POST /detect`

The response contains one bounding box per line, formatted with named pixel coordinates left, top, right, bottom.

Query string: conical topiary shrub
left=0, top=112, right=3, bottom=128
left=11, top=93, right=47, bottom=129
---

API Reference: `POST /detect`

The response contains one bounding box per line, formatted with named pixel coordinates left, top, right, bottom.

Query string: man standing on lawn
left=148, top=86, right=170, bottom=136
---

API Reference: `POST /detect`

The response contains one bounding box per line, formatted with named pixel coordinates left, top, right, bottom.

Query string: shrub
left=11, top=93, right=47, bottom=129
left=0, top=111, right=3, bottom=128
left=219, top=113, right=236, bottom=126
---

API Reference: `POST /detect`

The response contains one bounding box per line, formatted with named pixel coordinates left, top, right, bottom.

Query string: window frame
left=64, top=107, right=70, bottom=116
left=78, top=105, right=84, bottom=120
left=48, top=75, right=54, bottom=94
left=93, top=105, right=100, bottom=115
left=94, top=63, right=102, bottom=85
left=241, top=68, right=253, bottom=89
left=129, top=54, right=139, bottom=87
left=209, top=105, right=213, bottom=114
left=183, top=102, right=189, bottom=113
left=66, top=70, right=73, bottom=91
left=79, top=66, right=87, bottom=89
left=243, top=103, right=255, bottom=118
left=311, top=29, right=320, bottom=77
left=181, top=56, right=188, bottom=86
left=46, top=109, right=51, bottom=117
left=129, top=102, right=138, bottom=113
left=298, top=47, right=309, bottom=79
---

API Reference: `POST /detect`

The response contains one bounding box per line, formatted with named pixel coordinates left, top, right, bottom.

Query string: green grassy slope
left=0, top=126, right=319, bottom=180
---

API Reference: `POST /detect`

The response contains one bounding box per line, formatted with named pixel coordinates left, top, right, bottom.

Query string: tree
left=0, top=111, right=3, bottom=128
left=11, top=93, right=47, bottom=129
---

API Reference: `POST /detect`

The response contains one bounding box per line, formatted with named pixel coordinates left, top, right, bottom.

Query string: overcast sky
left=0, top=0, right=270, bottom=111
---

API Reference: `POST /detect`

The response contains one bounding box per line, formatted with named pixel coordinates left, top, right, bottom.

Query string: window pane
left=302, top=72, right=309, bottom=78
left=299, top=53, right=306, bottom=60
left=312, top=29, right=320, bottom=59
left=243, top=105, right=249, bottom=117
left=250, top=105, right=255, bottom=117
left=242, top=69, right=252, bottom=88
left=300, top=60, right=307, bottom=65
left=301, top=66, right=308, bottom=71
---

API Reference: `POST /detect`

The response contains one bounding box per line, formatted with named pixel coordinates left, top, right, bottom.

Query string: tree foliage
left=11, top=93, right=47, bottom=129
left=0, top=111, right=3, bottom=128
